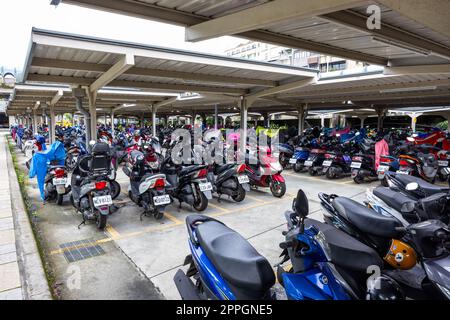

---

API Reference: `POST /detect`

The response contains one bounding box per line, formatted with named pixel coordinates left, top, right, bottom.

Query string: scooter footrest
left=173, top=269, right=201, bottom=300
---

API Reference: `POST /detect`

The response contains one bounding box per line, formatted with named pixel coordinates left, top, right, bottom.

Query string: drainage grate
left=59, top=239, right=105, bottom=263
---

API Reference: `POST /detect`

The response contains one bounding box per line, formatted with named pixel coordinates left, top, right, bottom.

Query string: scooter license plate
left=53, top=178, right=67, bottom=185
left=377, top=165, right=389, bottom=173
left=289, top=158, right=297, bottom=164
left=322, top=160, right=332, bottom=167
left=396, top=170, right=409, bottom=175
left=238, top=175, right=249, bottom=184
left=304, top=160, right=313, bottom=167
left=199, top=182, right=213, bottom=192
left=153, top=195, right=171, bottom=206
left=93, top=195, right=112, bottom=208
left=438, top=160, right=449, bottom=167
left=350, top=162, right=362, bottom=169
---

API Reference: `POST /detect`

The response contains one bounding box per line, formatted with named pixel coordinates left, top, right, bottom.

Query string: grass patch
left=6, top=135, right=58, bottom=299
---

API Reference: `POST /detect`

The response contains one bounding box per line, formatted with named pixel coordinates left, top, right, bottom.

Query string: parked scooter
left=44, top=164, right=70, bottom=205
left=377, top=155, right=399, bottom=187
left=305, top=147, right=327, bottom=176
left=351, top=136, right=377, bottom=184
left=160, top=148, right=212, bottom=212
left=123, top=151, right=170, bottom=220
left=174, top=190, right=405, bottom=300
left=245, top=146, right=286, bottom=197
left=319, top=192, right=450, bottom=299
left=207, top=163, right=250, bottom=202
left=70, top=142, right=114, bottom=230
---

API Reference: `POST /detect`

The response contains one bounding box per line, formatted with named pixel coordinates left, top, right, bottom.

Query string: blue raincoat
left=29, top=141, right=66, bottom=201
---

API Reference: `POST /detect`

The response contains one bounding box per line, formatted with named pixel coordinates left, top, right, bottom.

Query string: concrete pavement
left=10, top=137, right=378, bottom=299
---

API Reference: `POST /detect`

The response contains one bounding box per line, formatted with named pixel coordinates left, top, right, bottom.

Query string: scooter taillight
left=95, top=181, right=107, bottom=190
left=154, top=178, right=165, bottom=190
left=352, top=156, right=362, bottom=162
left=380, top=157, right=393, bottom=163
left=54, top=168, right=65, bottom=178
left=236, top=164, right=246, bottom=173
left=196, top=168, right=208, bottom=178
left=325, top=154, right=334, bottom=159
left=399, top=160, right=410, bottom=166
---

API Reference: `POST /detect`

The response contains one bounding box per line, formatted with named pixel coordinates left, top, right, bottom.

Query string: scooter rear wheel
left=109, top=180, right=121, bottom=200
left=96, top=214, right=108, bottom=230
left=293, top=162, right=304, bottom=173
left=231, top=185, right=246, bottom=202
left=193, top=191, right=208, bottom=212
left=56, top=193, right=64, bottom=205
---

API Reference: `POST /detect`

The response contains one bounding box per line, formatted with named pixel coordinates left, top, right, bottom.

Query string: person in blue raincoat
left=29, top=136, right=66, bottom=201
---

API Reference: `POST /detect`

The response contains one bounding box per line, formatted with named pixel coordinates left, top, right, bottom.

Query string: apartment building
left=225, top=41, right=366, bottom=72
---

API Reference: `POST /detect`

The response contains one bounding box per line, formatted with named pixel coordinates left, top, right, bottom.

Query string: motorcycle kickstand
left=217, top=194, right=222, bottom=203
left=77, top=220, right=86, bottom=229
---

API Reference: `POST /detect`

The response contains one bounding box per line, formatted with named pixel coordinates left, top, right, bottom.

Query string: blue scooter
left=173, top=190, right=404, bottom=300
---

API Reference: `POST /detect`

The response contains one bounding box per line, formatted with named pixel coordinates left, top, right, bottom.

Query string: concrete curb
left=5, top=135, right=53, bottom=300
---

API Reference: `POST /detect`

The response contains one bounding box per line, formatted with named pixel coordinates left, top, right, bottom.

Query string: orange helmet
left=384, top=240, right=417, bottom=270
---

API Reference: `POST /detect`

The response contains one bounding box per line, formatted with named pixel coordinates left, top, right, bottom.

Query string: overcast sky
left=1, top=0, right=244, bottom=70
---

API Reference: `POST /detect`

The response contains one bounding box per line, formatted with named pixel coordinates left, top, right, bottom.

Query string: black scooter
left=160, top=154, right=212, bottom=212
left=207, top=163, right=250, bottom=202
left=70, top=142, right=114, bottom=230
left=123, top=150, right=171, bottom=220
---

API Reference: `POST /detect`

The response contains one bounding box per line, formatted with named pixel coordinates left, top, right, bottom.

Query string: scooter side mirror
left=405, top=182, right=419, bottom=191
left=122, top=166, right=131, bottom=177
left=293, top=189, right=309, bottom=219
left=401, top=201, right=415, bottom=214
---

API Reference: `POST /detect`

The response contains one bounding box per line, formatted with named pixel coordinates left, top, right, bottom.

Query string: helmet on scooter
left=384, top=239, right=417, bottom=270
left=366, top=275, right=405, bottom=300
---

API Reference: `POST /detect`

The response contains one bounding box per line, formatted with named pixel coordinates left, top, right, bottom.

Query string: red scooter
left=244, top=145, right=286, bottom=198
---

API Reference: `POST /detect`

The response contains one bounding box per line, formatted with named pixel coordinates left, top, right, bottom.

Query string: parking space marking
left=244, top=194, right=265, bottom=202
left=207, top=202, right=231, bottom=213
left=164, top=212, right=183, bottom=224
left=105, top=224, right=121, bottom=239
left=284, top=172, right=360, bottom=187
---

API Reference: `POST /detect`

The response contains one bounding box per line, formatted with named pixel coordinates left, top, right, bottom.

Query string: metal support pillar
left=214, top=104, right=218, bottom=130
left=49, top=104, right=55, bottom=144
left=152, top=105, right=157, bottom=137
left=297, top=104, right=307, bottom=135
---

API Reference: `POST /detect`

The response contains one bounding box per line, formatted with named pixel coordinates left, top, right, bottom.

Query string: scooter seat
left=373, top=187, right=417, bottom=213
left=195, top=220, right=275, bottom=299
left=394, top=174, right=448, bottom=196
left=180, top=165, right=205, bottom=176
left=214, top=164, right=235, bottom=175
left=304, top=219, right=383, bottom=272
left=332, top=197, right=403, bottom=238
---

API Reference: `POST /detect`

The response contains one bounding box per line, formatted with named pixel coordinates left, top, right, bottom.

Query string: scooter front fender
left=272, top=174, right=285, bottom=183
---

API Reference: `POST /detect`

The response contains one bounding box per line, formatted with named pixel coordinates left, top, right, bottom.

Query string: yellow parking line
left=245, top=194, right=265, bottom=202
left=164, top=212, right=183, bottom=224
left=207, top=202, right=230, bottom=213
left=105, top=224, right=121, bottom=239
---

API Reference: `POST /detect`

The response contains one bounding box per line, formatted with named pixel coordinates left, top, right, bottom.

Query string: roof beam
left=90, top=53, right=134, bottom=92
left=59, top=0, right=387, bottom=66
left=154, top=97, right=179, bottom=110
left=185, top=0, right=366, bottom=42
left=31, top=57, right=277, bottom=87
left=247, top=77, right=317, bottom=100
left=384, top=64, right=450, bottom=75
left=377, top=0, right=450, bottom=38
left=50, top=89, right=64, bottom=105
left=27, top=74, right=247, bottom=95
left=322, top=10, right=450, bottom=60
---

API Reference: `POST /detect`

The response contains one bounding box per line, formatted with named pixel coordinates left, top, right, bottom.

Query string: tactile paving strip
left=59, top=239, right=105, bottom=263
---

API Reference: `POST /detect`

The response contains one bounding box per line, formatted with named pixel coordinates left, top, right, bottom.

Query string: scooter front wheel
left=270, top=180, right=286, bottom=198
